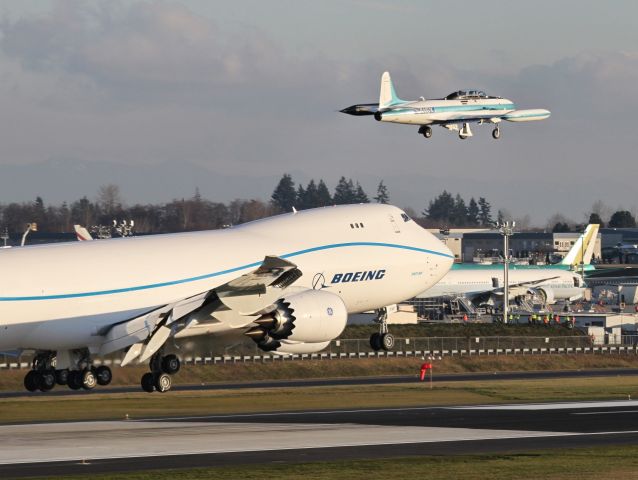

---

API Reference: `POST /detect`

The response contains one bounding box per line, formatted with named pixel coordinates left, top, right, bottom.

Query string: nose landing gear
left=492, top=127, right=501, bottom=139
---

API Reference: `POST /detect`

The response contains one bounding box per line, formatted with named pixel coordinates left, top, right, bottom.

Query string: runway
left=2, top=400, right=638, bottom=477
left=2, top=367, right=638, bottom=398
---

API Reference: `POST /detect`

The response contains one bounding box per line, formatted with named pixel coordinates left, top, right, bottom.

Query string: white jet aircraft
left=341, top=71, right=550, bottom=140
left=420, top=267, right=585, bottom=306
left=0, top=204, right=453, bottom=393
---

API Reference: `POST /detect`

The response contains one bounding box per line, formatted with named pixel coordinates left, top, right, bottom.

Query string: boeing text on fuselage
left=340, top=71, right=551, bottom=140
left=331, top=269, right=386, bottom=284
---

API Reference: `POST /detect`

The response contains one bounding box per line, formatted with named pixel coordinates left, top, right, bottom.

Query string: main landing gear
left=369, top=307, right=395, bottom=352
left=418, top=125, right=432, bottom=139
left=140, top=351, right=180, bottom=393
left=492, top=126, right=501, bottom=139
left=23, top=351, right=112, bottom=392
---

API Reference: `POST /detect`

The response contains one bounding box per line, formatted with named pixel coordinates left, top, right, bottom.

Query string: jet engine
left=245, top=290, right=347, bottom=352
left=532, top=288, right=555, bottom=305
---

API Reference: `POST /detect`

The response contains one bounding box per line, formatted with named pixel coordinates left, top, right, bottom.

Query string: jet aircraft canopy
left=446, top=90, right=489, bottom=100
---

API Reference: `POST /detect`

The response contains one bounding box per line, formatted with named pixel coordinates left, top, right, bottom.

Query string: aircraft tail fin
left=379, top=71, right=407, bottom=109
left=560, top=224, right=599, bottom=267
left=74, top=225, right=93, bottom=241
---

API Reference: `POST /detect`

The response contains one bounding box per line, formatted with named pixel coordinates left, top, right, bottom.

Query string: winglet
left=379, top=71, right=406, bottom=109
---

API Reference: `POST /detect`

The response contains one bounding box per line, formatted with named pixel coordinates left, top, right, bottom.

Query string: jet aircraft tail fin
left=379, top=71, right=407, bottom=109
left=560, top=224, right=599, bottom=267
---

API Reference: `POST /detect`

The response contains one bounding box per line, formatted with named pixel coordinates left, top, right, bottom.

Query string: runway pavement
left=2, top=399, right=638, bottom=477
left=2, top=367, right=638, bottom=398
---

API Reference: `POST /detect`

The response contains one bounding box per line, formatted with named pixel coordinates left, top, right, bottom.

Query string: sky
left=0, top=0, right=636, bottom=225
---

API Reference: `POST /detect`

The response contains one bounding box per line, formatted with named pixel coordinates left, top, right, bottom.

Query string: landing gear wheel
left=370, top=333, right=382, bottom=351
left=24, top=371, right=40, bottom=392
left=80, top=369, right=97, bottom=390
left=39, top=371, right=56, bottom=392
left=420, top=126, right=432, bottom=138
left=380, top=333, right=395, bottom=351
left=154, top=373, right=172, bottom=393
left=95, top=366, right=112, bottom=386
left=141, top=372, right=155, bottom=393
left=55, top=369, right=69, bottom=386
left=492, top=127, right=500, bottom=139
left=67, top=371, right=83, bottom=390
left=161, top=354, right=180, bottom=375
left=459, top=134, right=467, bottom=140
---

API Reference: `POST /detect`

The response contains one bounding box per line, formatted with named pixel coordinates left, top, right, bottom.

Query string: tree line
left=1, top=178, right=636, bottom=235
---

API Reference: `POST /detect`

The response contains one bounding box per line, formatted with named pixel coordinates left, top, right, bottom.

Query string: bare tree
left=97, top=184, right=123, bottom=216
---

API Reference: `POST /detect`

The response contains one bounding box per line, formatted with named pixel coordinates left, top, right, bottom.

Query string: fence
left=3, top=335, right=638, bottom=369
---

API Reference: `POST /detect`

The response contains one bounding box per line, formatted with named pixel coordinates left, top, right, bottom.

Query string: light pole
left=496, top=221, right=515, bottom=324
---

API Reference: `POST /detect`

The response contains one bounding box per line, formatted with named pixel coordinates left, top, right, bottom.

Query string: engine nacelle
left=269, top=341, right=331, bottom=355
left=245, top=290, right=347, bottom=352
left=535, top=288, right=555, bottom=305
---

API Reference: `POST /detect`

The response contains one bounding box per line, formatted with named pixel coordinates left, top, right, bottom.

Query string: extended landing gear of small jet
left=369, top=307, right=395, bottom=352
left=458, top=122, right=472, bottom=140
left=418, top=125, right=432, bottom=139
left=492, top=127, right=501, bottom=139
left=141, top=351, right=180, bottom=393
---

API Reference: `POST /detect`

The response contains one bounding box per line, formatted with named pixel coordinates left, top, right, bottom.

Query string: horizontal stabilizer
left=503, top=109, right=551, bottom=122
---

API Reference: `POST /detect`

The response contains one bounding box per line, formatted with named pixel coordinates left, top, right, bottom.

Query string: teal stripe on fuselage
left=388, top=103, right=515, bottom=116
left=0, top=242, right=454, bottom=301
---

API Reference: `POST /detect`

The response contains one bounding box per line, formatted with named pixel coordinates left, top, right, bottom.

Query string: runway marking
left=2, top=427, right=638, bottom=466
left=450, top=400, right=638, bottom=411
left=572, top=410, right=638, bottom=415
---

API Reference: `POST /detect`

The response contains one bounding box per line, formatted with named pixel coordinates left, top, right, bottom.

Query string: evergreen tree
left=588, top=212, right=604, bottom=227
left=373, top=181, right=390, bottom=204
left=333, top=176, right=356, bottom=204
left=424, top=190, right=455, bottom=224
left=478, top=197, right=493, bottom=226
left=609, top=210, right=637, bottom=228
left=316, top=180, right=332, bottom=206
left=303, top=180, right=319, bottom=209
left=271, top=174, right=297, bottom=213
left=552, top=222, right=571, bottom=233
left=296, top=184, right=307, bottom=209
left=354, top=182, right=369, bottom=203
left=467, top=197, right=479, bottom=226
left=452, top=194, right=467, bottom=226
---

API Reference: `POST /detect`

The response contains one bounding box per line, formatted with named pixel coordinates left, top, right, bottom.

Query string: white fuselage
left=419, top=267, right=584, bottom=302
left=0, top=204, right=453, bottom=351
left=379, top=97, right=516, bottom=125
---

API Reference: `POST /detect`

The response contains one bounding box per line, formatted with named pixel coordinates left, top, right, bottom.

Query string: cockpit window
left=401, top=213, right=411, bottom=222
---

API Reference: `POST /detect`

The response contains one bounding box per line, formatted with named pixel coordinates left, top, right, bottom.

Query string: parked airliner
left=341, top=71, right=550, bottom=140
left=0, top=204, right=453, bottom=393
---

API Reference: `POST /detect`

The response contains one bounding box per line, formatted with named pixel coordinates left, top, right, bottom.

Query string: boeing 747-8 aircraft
left=341, top=71, right=550, bottom=140
left=0, top=204, right=453, bottom=393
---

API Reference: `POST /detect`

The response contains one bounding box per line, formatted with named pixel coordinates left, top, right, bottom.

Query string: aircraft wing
left=466, top=276, right=560, bottom=304
left=99, top=256, right=303, bottom=363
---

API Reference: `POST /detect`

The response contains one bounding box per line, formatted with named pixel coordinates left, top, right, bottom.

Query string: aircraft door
left=388, top=214, right=401, bottom=234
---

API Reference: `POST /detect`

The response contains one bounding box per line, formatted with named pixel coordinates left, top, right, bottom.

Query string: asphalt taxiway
left=2, top=400, right=638, bottom=477
left=2, top=367, right=638, bottom=398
